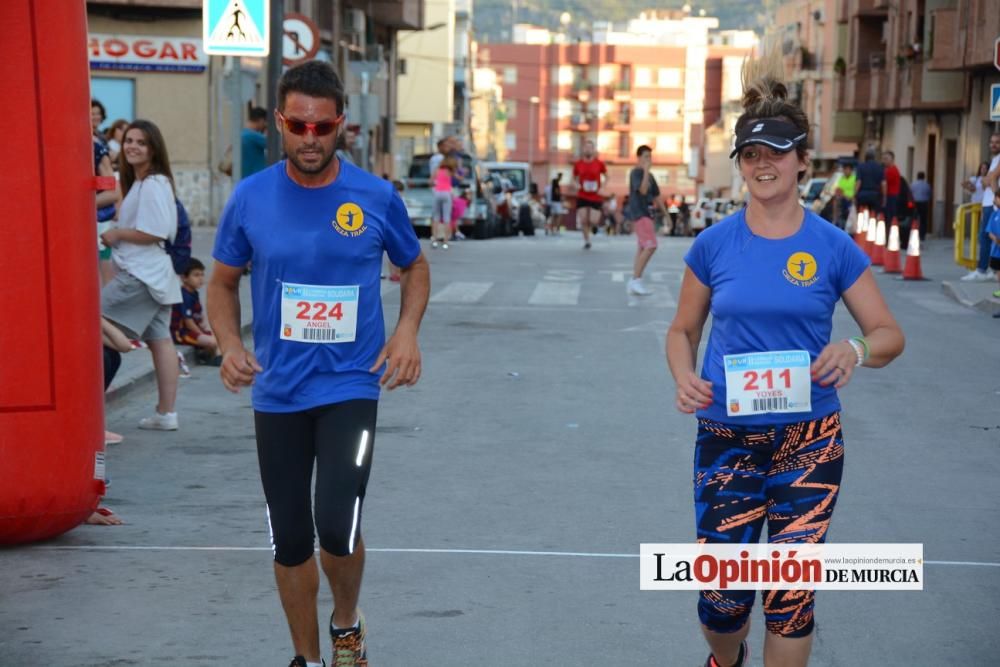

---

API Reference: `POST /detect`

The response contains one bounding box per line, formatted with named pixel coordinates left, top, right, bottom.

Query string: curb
left=103, top=321, right=253, bottom=406
left=940, top=281, right=1000, bottom=315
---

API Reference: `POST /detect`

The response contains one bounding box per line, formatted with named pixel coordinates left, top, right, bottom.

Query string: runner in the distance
left=665, top=51, right=904, bottom=667
left=572, top=139, right=606, bottom=249
left=206, top=61, right=429, bottom=667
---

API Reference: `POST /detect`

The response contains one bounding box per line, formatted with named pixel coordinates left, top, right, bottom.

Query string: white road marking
left=529, top=282, right=581, bottom=305
left=25, top=545, right=1000, bottom=567
left=429, top=281, right=494, bottom=304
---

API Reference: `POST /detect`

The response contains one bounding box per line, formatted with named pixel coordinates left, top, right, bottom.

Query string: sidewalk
left=104, top=226, right=253, bottom=404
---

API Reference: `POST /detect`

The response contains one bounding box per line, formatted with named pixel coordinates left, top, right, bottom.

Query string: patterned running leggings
left=694, top=412, right=844, bottom=638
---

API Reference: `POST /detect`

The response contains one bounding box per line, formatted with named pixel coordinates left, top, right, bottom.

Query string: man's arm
left=369, top=252, right=430, bottom=389
left=985, top=162, right=1000, bottom=191
left=101, top=228, right=164, bottom=246
left=206, top=261, right=261, bottom=392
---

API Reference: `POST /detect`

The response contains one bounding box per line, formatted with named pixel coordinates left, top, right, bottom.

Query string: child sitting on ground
left=170, top=258, right=221, bottom=367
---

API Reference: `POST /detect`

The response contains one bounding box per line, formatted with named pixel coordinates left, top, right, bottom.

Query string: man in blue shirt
left=909, top=171, right=932, bottom=240
left=240, top=106, right=268, bottom=179
left=854, top=149, right=885, bottom=216
left=207, top=61, right=429, bottom=667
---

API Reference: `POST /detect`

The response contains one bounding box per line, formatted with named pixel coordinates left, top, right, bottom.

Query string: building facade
left=481, top=11, right=744, bottom=200
left=833, top=0, right=1000, bottom=235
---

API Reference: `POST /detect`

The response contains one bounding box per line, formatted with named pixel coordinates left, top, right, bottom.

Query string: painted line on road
left=25, top=545, right=1000, bottom=567
left=528, top=282, right=581, bottom=305
left=429, top=281, right=494, bottom=304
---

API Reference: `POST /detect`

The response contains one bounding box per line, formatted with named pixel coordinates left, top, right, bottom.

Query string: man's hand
left=99, top=228, right=120, bottom=248
left=220, top=347, right=263, bottom=393
left=369, top=328, right=421, bottom=390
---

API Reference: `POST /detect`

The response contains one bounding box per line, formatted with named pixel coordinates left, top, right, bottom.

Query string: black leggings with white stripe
left=254, top=399, right=378, bottom=566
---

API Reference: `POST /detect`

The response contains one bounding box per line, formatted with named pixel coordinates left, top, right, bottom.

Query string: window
left=597, top=99, right=613, bottom=116
left=657, top=134, right=680, bottom=154
left=598, top=65, right=615, bottom=85
left=557, top=132, right=572, bottom=151
left=506, top=100, right=517, bottom=119
left=657, top=101, right=681, bottom=119
left=90, top=77, right=135, bottom=131
left=596, top=133, right=614, bottom=153
left=618, top=132, right=631, bottom=158
left=633, top=134, right=651, bottom=153
left=556, top=99, right=572, bottom=118
left=558, top=65, right=574, bottom=85
left=634, top=101, right=652, bottom=120
left=505, top=133, right=517, bottom=150
left=658, top=68, right=683, bottom=87
left=635, top=67, right=653, bottom=87
left=503, top=66, right=518, bottom=84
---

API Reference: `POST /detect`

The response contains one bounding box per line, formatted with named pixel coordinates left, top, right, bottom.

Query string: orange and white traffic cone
left=871, top=216, right=886, bottom=266
left=882, top=217, right=902, bottom=274
left=854, top=208, right=868, bottom=247
left=864, top=213, right=879, bottom=258
left=902, top=220, right=926, bottom=280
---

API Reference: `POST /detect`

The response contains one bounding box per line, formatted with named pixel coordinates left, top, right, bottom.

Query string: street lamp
left=528, top=95, right=540, bottom=185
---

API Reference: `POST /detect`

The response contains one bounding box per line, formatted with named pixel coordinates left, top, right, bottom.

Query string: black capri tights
left=254, top=399, right=378, bottom=566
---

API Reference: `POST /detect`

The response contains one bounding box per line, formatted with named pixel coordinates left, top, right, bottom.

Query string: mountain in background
left=473, top=0, right=769, bottom=44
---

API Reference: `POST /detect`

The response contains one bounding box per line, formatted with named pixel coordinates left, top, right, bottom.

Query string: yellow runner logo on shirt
left=783, top=252, right=819, bottom=287
left=333, top=203, right=366, bottom=237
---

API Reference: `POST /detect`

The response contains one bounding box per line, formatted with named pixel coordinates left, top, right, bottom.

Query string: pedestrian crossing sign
left=991, top=84, right=1000, bottom=122
left=203, top=0, right=270, bottom=56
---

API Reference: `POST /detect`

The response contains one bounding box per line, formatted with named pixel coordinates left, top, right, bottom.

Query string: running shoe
left=992, top=289, right=1000, bottom=299
left=287, top=658, right=325, bottom=667
left=431, top=240, right=440, bottom=248
left=138, top=411, right=178, bottom=431
left=704, top=640, right=749, bottom=667
left=330, top=612, right=367, bottom=667
left=584, top=241, right=591, bottom=250
left=627, top=278, right=653, bottom=296
left=441, top=242, right=449, bottom=250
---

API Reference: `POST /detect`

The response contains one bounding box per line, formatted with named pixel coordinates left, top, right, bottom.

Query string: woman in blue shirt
left=666, top=52, right=904, bottom=667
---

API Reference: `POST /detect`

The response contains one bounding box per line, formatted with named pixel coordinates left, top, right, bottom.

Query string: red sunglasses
left=276, top=111, right=344, bottom=137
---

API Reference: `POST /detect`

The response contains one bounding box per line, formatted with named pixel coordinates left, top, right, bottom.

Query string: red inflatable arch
left=0, top=0, right=105, bottom=544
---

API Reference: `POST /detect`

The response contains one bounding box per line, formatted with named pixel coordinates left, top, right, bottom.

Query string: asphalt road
left=2, top=231, right=998, bottom=666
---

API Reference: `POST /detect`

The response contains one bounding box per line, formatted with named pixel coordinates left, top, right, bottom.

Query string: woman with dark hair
left=100, top=119, right=183, bottom=432
left=666, top=49, right=904, bottom=667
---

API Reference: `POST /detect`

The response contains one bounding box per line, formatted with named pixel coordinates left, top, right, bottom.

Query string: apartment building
left=481, top=11, right=735, bottom=200
left=833, top=0, right=1000, bottom=235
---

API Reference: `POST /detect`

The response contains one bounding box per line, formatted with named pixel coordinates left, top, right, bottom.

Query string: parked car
left=481, top=162, right=533, bottom=235
left=799, top=177, right=828, bottom=208
left=402, top=152, right=492, bottom=237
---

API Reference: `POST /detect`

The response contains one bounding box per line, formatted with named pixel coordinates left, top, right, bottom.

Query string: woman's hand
left=99, top=228, right=119, bottom=248
left=811, top=341, right=858, bottom=389
left=675, top=371, right=714, bottom=414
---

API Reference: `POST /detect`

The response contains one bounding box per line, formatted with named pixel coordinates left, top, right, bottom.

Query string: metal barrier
left=953, top=203, right=982, bottom=270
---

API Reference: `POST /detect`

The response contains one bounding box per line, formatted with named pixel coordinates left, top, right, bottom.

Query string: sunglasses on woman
left=276, top=111, right=344, bottom=137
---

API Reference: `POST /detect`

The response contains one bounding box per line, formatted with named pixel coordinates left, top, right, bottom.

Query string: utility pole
left=266, top=0, right=284, bottom=163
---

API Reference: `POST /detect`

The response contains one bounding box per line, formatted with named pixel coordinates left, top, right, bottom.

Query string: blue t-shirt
left=987, top=208, right=1000, bottom=259
left=684, top=208, right=871, bottom=425
left=240, top=128, right=268, bottom=179
left=213, top=160, right=421, bottom=412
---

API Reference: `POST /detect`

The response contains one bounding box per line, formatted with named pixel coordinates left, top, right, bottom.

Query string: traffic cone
left=882, top=217, right=901, bottom=274
left=902, top=220, right=926, bottom=280
left=864, top=213, right=879, bottom=257
left=854, top=208, right=868, bottom=247
left=871, top=216, right=886, bottom=266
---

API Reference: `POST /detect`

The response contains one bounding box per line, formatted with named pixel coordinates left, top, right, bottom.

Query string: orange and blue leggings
left=694, top=412, right=844, bottom=638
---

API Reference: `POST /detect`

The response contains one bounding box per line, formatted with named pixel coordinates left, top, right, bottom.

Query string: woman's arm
left=666, top=268, right=715, bottom=413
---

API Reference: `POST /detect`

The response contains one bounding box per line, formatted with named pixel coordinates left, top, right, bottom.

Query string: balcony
left=612, top=81, right=632, bottom=100
left=569, top=113, right=596, bottom=131
left=926, top=9, right=961, bottom=71
left=841, top=69, right=872, bottom=111
left=603, top=111, right=631, bottom=130
left=856, top=0, right=888, bottom=16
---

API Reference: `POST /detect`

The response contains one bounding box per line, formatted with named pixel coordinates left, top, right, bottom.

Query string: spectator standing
left=335, top=123, right=359, bottom=166
left=834, top=161, right=857, bottom=229
left=909, top=171, right=932, bottom=240
left=855, top=149, right=885, bottom=216
left=624, top=144, right=661, bottom=296
left=544, top=173, right=564, bottom=235
left=961, top=161, right=989, bottom=203
left=962, top=132, right=1000, bottom=281
left=94, top=129, right=118, bottom=286
left=241, top=107, right=268, bottom=179
left=106, top=119, right=129, bottom=165
left=986, top=193, right=1000, bottom=309
left=101, top=119, right=183, bottom=431
left=90, top=99, right=108, bottom=142
left=881, top=151, right=901, bottom=222
left=430, top=155, right=456, bottom=249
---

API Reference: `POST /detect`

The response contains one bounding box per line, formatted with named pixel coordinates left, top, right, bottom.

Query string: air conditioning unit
left=813, top=9, right=825, bottom=23
left=346, top=9, right=365, bottom=36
